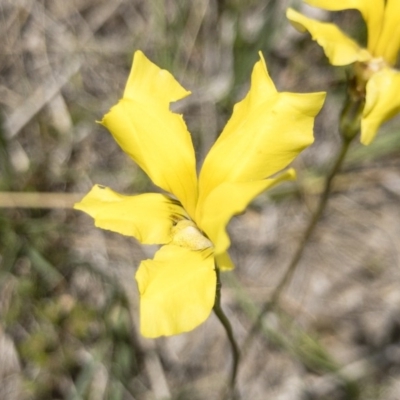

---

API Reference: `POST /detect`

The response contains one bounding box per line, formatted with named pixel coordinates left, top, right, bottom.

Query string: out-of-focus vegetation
left=1, top=0, right=400, bottom=399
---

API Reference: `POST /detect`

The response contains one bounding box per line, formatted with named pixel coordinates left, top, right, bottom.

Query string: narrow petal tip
left=287, top=8, right=371, bottom=66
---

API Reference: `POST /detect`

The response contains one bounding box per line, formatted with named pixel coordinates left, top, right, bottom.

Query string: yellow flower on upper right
left=287, top=0, right=400, bottom=145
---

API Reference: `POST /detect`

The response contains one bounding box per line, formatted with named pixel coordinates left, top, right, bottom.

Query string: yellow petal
left=287, top=8, right=371, bottom=65
left=101, top=51, right=198, bottom=218
left=198, top=170, right=296, bottom=256
left=215, top=251, right=235, bottom=271
left=198, top=52, right=325, bottom=203
left=373, top=0, right=400, bottom=64
left=74, top=185, right=186, bottom=244
left=361, top=67, right=400, bottom=145
left=304, top=0, right=384, bottom=53
left=136, top=245, right=216, bottom=337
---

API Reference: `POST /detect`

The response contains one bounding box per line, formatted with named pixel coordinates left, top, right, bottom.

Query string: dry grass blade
left=0, top=193, right=82, bottom=208
left=143, top=350, right=171, bottom=399
left=3, top=59, right=81, bottom=139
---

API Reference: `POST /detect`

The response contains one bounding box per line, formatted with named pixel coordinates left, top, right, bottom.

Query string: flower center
left=171, top=220, right=213, bottom=251
left=367, top=57, right=387, bottom=73
left=356, top=57, right=388, bottom=83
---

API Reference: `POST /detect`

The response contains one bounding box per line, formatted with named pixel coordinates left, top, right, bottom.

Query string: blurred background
left=1, top=0, right=400, bottom=399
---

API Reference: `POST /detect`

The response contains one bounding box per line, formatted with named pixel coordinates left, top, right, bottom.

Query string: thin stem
left=242, top=137, right=352, bottom=353
left=213, top=267, right=241, bottom=394
left=272, top=138, right=351, bottom=302
left=241, top=90, right=365, bottom=353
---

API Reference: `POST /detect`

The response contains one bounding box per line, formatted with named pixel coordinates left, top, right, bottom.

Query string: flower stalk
left=242, top=88, right=363, bottom=353
left=213, top=267, right=240, bottom=391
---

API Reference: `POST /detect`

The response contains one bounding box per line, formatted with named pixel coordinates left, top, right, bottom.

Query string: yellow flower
left=74, top=51, right=325, bottom=338
left=287, top=0, right=400, bottom=145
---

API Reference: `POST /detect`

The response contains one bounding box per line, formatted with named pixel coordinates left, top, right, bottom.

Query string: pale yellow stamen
left=367, top=57, right=387, bottom=73
left=356, top=57, right=388, bottom=84
left=171, top=220, right=213, bottom=251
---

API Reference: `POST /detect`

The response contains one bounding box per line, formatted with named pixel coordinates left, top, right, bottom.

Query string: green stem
left=241, top=89, right=365, bottom=353
left=213, top=267, right=240, bottom=393
left=264, top=94, right=364, bottom=310
left=271, top=138, right=351, bottom=302
left=242, top=136, right=353, bottom=353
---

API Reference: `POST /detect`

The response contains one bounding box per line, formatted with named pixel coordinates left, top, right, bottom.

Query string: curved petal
left=287, top=8, right=371, bottom=65
left=304, top=0, right=385, bottom=53
left=101, top=51, right=198, bottom=218
left=198, top=170, right=296, bottom=256
left=136, top=245, right=216, bottom=338
left=74, top=185, right=187, bottom=244
left=374, top=0, right=400, bottom=65
left=198, top=52, right=325, bottom=204
left=361, top=67, right=400, bottom=145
